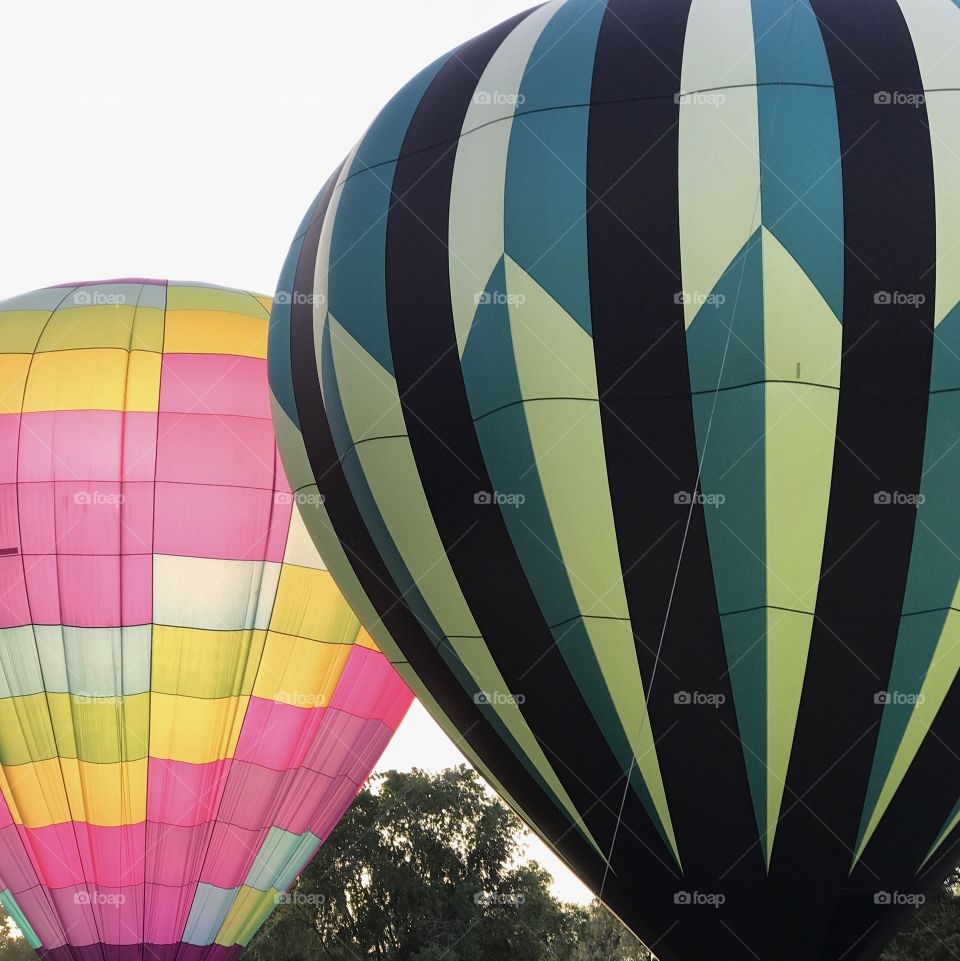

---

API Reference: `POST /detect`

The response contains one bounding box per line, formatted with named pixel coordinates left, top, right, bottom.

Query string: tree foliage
left=0, top=913, right=35, bottom=961
left=574, top=900, right=652, bottom=961
left=880, top=868, right=960, bottom=961
left=249, top=766, right=595, bottom=961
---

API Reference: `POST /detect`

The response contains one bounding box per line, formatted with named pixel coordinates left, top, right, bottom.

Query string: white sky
left=0, top=0, right=591, bottom=905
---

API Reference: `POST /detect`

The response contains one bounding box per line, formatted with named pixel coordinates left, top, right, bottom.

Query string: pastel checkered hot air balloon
left=268, top=0, right=960, bottom=959
left=0, top=280, right=412, bottom=960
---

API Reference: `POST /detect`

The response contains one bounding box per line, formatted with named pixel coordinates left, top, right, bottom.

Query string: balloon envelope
left=269, top=0, right=960, bottom=958
left=0, top=280, right=411, bottom=960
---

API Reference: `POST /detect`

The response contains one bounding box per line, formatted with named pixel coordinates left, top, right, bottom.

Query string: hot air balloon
left=268, top=0, right=960, bottom=958
left=0, top=280, right=412, bottom=960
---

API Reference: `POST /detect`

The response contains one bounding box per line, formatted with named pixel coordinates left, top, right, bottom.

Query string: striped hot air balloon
left=268, top=0, right=960, bottom=959
left=0, top=280, right=411, bottom=961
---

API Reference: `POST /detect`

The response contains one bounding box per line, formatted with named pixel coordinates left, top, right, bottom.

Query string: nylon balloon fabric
left=268, top=0, right=960, bottom=959
left=0, top=280, right=412, bottom=960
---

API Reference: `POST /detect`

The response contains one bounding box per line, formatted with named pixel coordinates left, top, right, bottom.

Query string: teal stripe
left=505, top=0, right=607, bottom=334
left=686, top=232, right=765, bottom=392
left=350, top=54, right=449, bottom=172
left=328, top=166, right=400, bottom=376
left=753, top=0, right=844, bottom=319
left=686, top=232, right=767, bottom=833
left=0, top=287, right=69, bottom=312
left=268, top=234, right=306, bottom=428
left=0, top=628, right=43, bottom=698
left=0, top=626, right=151, bottom=698
left=275, top=833, right=323, bottom=892
left=245, top=827, right=319, bottom=892
left=182, top=883, right=239, bottom=946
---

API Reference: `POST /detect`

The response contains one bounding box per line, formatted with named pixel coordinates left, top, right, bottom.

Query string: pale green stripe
left=762, top=228, right=840, bottom=863
left=679, top=0, right=760, bottom=329
left=448, top=1, right=562, bottom=356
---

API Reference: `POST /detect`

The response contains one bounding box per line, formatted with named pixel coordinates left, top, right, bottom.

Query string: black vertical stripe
left=768, top=1, right=936, bottom=958
left=283, top=155, right=621, bottom=920
left=382, top=7, right=687, bottom=955
left=587, top=1, right=765, bottom=956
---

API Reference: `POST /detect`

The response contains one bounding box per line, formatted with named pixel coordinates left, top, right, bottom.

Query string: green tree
left=575, top=900, right=653, bottom=960
left=0, top=910, right=36, bottom=961
left=247, top=767, right=583, bottom=961
left=880, top=869, right=960, bottom=961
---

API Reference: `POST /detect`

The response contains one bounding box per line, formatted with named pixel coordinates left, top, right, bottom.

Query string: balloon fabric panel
left=0, top=280, right=411, bottom=960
